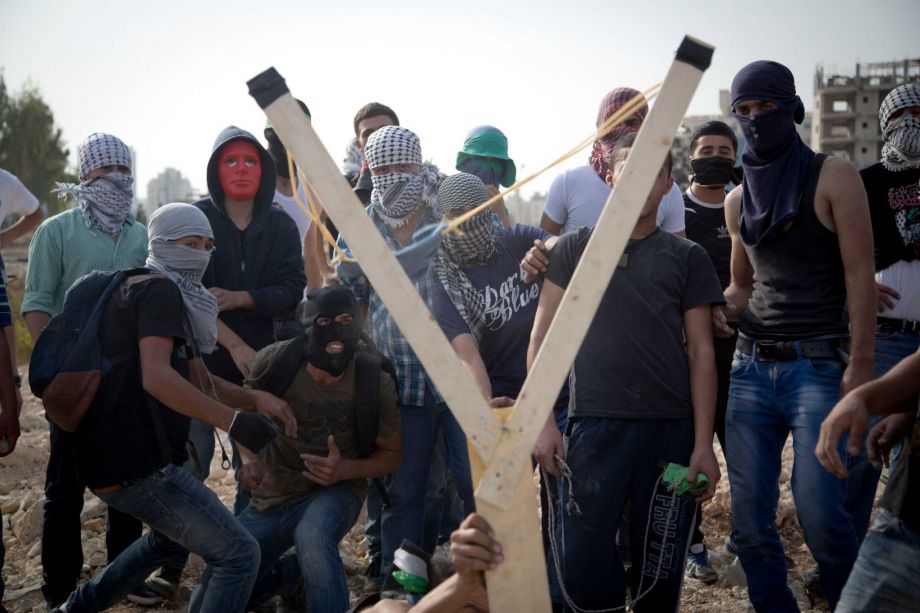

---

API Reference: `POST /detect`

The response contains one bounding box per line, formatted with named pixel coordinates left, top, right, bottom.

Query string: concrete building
left=812, top=59, right=920, bottom=168
left=146, top=167, right=195, bottom=212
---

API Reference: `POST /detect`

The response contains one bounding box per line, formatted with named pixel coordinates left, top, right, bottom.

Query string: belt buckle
left=755, top=341, right=777, bottom=361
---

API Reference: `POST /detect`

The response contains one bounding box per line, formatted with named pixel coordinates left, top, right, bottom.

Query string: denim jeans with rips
left=560, top=416, right=696, bottom=613
left=380, top=391, right=473, bottom=572
left=195, top=484, right=362, bottom=613
left=726, top=348, right=862, bottom=612
left=836, top=508, right=920, bottom=613
left=63, top=464, right=260, bottom=613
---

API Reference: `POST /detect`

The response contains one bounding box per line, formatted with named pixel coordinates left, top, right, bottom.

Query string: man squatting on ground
left=716, top=61, right=877, bottom=612
left=527, top=133, right=723, bottom=612
left=195, top=285, right=402, bottom=612
left=54, top=203, right=293, bottom=613
left=21, top=133, right=151, bottom=606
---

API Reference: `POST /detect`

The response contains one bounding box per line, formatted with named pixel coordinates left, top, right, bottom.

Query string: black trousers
left=41, top=420, right=142, bottom=605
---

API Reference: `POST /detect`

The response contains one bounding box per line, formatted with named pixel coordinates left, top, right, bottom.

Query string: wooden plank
left=253, top=88, right=501, bottom=463
left=475, top=37, right=714, bottom=506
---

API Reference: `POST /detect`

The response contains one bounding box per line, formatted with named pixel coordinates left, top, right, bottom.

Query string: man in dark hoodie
left=193, top=126, right=306, bottom=506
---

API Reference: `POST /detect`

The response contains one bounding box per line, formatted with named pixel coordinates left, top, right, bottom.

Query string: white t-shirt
left=272, top=184, right=313, bottom=240
left=0, top=168, right=40, bottom=226
left=542, top=164, right=685, bottom=234
left=877, top=259, right=920, bottom=322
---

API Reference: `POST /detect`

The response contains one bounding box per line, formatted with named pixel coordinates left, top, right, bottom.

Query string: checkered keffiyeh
left=588, top=87, right=648, bottom=180
left=432, top=173, right=496, bottom=342
left=366, top=126, right=439, bottom=227
left=879, top=84, right=920, bottom=172
left=365, top=126, right=422, bottom=169
left=78, top=133, right=133, bottom=180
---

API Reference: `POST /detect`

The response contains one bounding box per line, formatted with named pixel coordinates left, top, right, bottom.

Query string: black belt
left=736, top=336, right=847, bottom=362
left=878, top=316, right=920, bottom=334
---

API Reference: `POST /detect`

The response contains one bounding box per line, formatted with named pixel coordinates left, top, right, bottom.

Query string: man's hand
left=876, top=282, right=900, bottom=313
left=450, top=513, right=504, bottom=585
left=816, top=390, right=870, bottom=479
left=228, top=342, right=257, bottom=379
left=209, top=288, right=252, bottom=312
left=0, top=412, right=20, bottom=456
left=521, top=240, right=549, bottom=284
left=228, top=411, right=279, bottom=454
left=533, top=418, right=564, bottom=476
left=251, top=389, right=298, bottom=437
left=301, top=435, right=345, bottom=486
left=841, top=357, right=874, bottom=397
left=687, top=444, right=720, bottom=501
left=238, top=459, right=272, bottom=492
left=711, top=305, right=735, bottom=339
left=867, top=412, right=913, bottom=469
left=488, top=396, right=515, bottom=409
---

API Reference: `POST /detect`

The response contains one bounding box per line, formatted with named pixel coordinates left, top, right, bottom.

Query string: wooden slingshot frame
left=247, top=36, right=712, bottom=612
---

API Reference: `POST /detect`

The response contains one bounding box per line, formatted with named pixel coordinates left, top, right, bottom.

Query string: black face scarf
left=690, top=156, right=737, bottom=187
left=302, top=286, right=362, bottom=376
left=265, top=129, right=291, bottom=179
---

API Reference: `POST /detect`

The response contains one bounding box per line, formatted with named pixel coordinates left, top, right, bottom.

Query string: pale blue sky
left=1, top=0, right=918, bottom=204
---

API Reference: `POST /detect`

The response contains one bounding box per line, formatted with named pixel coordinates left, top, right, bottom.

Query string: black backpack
left=254, top=334, right=398, bottom=457
left=29, top=268, right=151, bottom=431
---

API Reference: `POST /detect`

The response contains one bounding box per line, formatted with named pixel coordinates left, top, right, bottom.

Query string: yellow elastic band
left=443, top=84, right=661, bottom=234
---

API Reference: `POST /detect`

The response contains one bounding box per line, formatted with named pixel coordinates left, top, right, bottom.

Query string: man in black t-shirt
left=529, top=135, right=723, bottom=611
left=817, top=347, right=920, bottom=613
left=58, top=203, right=293, bottom=613
left=682, top=120, right=738, bottom=583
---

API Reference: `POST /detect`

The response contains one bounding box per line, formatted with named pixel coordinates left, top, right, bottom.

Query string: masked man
left=337, top=126, right=474, bottom=575
left=195, top=285, right=401, bottom=613
left=716, top=61, right=876, bottom=612
left=22, top=133, right=151, bottom=607
left=681, top=120, right=739, bottom=583
left=55, top=203, right=286, bottom=613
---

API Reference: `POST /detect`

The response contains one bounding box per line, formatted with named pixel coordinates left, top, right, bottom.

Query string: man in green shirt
left=21, top=132, right=151, bottom=607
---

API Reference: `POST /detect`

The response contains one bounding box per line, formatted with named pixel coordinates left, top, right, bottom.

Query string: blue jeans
left=726, top=348, right=860, bottom=612
left=874, top=328, right=920, bottom=468
left=422, top=426, right=467, bottom=552
left=836, top=508, right=920, bottom=613
left=381, top=393, right=473, bottom=572
left=560, top=416, right=695, bottom=613
left=194, top=485, right=362, bottom=613
left=64, top=465, right=260, bottom=613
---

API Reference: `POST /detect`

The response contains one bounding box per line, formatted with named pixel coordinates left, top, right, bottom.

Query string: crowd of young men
left=0, top=62, right=917, bottom=613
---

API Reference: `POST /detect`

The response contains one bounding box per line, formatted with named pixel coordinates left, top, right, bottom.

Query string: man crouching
left=200, top=285, right=402, bottom=612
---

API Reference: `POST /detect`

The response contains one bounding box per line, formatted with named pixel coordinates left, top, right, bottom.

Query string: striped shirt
left=23, top=208, right=148, bottom=317
left=338, top=206, right=443, bottom=407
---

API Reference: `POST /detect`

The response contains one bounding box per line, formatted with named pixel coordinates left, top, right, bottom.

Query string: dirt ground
left=0, top=243, right=870, bottom=612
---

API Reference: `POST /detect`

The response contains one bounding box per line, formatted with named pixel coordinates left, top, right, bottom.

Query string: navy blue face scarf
left=731, top=61, right=815, bottom=246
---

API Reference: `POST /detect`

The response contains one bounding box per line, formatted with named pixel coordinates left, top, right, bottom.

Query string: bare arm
left=684, top=304, right=720, bottom=499
left=824, top=158, right=876, bottom=394
left=529, top=279, right=566, bottom=475
left=450, top=333, right=492, bottom=400
left=140, top=336, right=235, bottom=431
left=216, top=319, right=256, bottom=378
left=539, top=213, right=563, bottom=236
left=723, top=186, right=754, bottom=320
left=0, top=208, right=45, bottom=245
left=24, top=311, right=50, bottom=343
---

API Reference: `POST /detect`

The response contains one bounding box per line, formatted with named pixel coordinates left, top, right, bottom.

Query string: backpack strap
left=353, top=351, right=382, bottom=458
left=254, top=339, right=306, bottom=397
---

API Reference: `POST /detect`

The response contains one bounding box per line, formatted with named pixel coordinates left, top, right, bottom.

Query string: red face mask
left=218, top=140, right=262, bottom=201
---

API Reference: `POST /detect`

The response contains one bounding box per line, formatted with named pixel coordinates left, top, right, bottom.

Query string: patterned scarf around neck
left=879, top=83, right=920, bottom=172
left=370, top=163, right=440, bottom=228
left=55, top=172, right=135, bottom=235
left=588, top=87, right=648, bottom=180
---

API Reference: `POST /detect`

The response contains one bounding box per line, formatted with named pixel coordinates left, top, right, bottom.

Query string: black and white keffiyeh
left=879, top=84, right=920, bottom=172
left=77, top=132, right=133, bottom=180
left=432, top=173, right=496, bottom=342
left=365, top=126, right=440, bottom=227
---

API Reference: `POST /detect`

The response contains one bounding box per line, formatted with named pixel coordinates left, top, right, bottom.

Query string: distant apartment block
left=812, top=59, right=920, bottom=168
left=146, top=167, right=195, bottom=211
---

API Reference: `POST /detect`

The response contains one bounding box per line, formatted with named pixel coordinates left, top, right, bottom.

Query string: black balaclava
left=302, top=286, right=361, bottom=376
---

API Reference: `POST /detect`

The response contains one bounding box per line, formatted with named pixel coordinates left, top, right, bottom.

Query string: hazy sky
left=1, top=0, right=918, bottom=205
